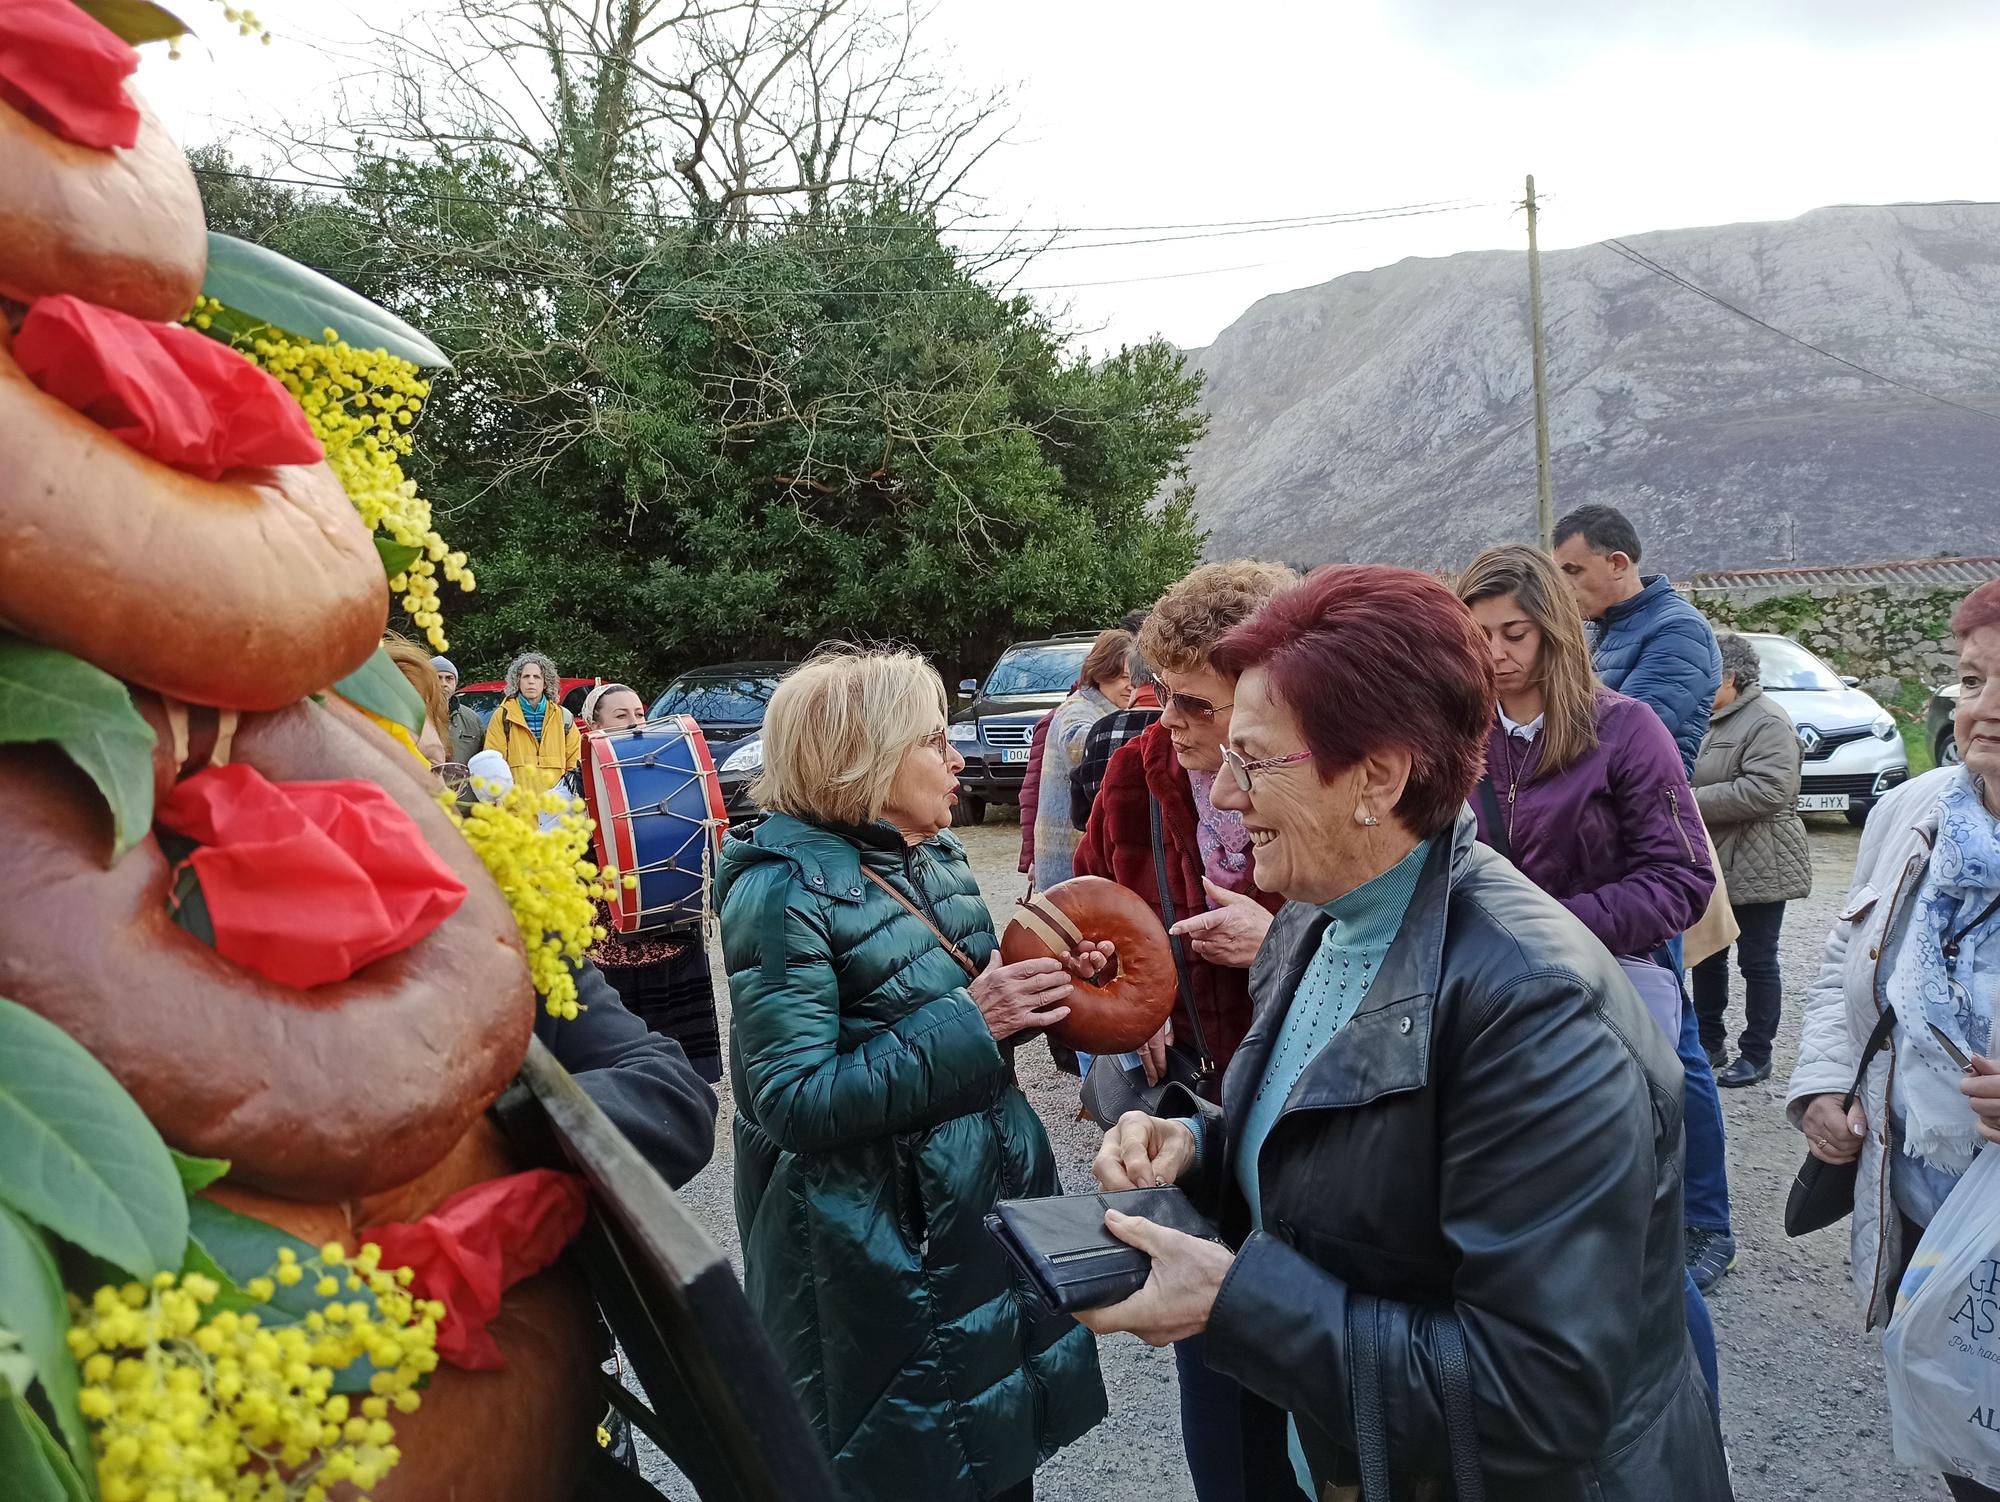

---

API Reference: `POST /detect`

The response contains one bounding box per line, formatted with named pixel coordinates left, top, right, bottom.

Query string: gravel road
left=648, top=813, right=1947, bottom=1501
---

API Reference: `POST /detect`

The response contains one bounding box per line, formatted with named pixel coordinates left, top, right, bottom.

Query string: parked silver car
left=1743, top=632, right=1909, bottom=826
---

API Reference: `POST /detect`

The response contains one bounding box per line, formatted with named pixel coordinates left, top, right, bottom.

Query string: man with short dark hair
left=1552, top=504, right=1721, bottom=771
left=1553, top=504, right=1737, bottom=1297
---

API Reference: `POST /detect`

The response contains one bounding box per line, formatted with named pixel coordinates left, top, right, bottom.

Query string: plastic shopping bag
left=1883, top=1142, right=2000, bottom=1487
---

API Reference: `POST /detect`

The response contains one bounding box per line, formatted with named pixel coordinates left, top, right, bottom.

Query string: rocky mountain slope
left=1181, top=204, right=2000, bottom=574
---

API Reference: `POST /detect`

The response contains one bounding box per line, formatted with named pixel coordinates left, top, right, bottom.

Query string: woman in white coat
left=1786, top=579, right=2000, bottom=1502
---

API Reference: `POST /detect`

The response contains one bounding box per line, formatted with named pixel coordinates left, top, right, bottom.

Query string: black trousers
left=1692, top=899, right=1788, bottom=1066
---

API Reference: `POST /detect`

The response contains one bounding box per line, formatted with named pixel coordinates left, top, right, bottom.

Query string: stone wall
left=1689, top=584, right=1962, bottom=700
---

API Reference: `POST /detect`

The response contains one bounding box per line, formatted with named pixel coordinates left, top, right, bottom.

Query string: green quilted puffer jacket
left=717, top=812, right=1105, bottom=1502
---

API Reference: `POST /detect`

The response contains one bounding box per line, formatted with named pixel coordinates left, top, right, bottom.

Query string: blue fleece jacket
left=1590, top=575, right=1722, bottom=775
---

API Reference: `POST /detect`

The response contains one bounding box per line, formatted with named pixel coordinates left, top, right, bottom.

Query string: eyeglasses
left=1218, top=744, right=1314, bottom=792
left=1160, top=687, right=1233, bottom=722
left=917, top=728, right=950, bottom=755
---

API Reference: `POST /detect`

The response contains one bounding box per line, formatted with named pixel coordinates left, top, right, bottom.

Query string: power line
left=260, top=250, right=1285, bottom=299
left=187, top=164, right=1492, bottom=243
left=1601, top=237, right=2000, bottom=427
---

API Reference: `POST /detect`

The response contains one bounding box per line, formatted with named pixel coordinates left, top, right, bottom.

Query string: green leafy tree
left=194, top=0, right=1205, bottom=689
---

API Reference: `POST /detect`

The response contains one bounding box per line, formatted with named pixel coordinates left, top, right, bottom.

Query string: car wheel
left=952, top=794, right=987, bottom=827
left=1846, top=804, right=1871, bottom=828
left=1937, top=730, right=1962, bottom=767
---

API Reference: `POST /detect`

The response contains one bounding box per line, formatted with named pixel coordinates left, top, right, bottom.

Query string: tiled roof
left=1682, top=557, right=2000, bottom=591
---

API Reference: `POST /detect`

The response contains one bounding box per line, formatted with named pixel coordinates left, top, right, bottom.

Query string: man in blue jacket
left=1554, top=505, right=1723, bottom=772
left=1554, top=505, right=1737, bottom=1300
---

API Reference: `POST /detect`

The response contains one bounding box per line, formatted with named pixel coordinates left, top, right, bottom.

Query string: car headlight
left=946, top=722, right=980, bottom=744
left=1871, top=712, right=1898, bottom=743
left=721, top=738, right=764, bottom=775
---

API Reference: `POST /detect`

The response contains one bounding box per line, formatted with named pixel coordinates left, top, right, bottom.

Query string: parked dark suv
left=649, top=661, right=796, bottom=821
left=945, top=634, right=1098, bottom=825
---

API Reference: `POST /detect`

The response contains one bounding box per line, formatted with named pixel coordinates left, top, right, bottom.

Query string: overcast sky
left=138, top=0, right=2000, bottom=354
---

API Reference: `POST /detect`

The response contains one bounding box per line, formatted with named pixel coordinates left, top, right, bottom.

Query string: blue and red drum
left=581, top=716, right=726, bottom=935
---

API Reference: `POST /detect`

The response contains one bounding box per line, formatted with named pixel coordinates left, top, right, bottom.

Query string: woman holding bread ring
left=1081, top=566, right=1732, bottom=1502
left=717, top=647, right=1105, bottom=1501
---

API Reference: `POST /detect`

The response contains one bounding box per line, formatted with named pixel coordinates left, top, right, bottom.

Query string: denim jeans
left=1660, top=936, right=1732, bottom=1235
left=1175, top=1334, right=1246, bottom=1502
left=1693, top=899, right=1787, bottom=1067
left=1684, top=1271, right=1720, bottom=1421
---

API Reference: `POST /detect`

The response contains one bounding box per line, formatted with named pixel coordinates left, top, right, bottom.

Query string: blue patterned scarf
left=1888, top=768, right=2000, bottom=1173
left=519, top=693, right=549, bottom=740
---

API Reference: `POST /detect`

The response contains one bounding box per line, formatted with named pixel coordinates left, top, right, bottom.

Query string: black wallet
left=983, top=1187, right=1223, bottom=1315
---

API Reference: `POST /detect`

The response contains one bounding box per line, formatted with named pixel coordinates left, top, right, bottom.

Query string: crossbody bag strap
left=1348, top=1293, right=1392, bottom=1502
left=1843, top=1004, right=1899, bottom=1112
left=1149, top=792, right=1213, bottom=1074
left=858, top=867, right=979, bottom=980
left=1474, top=777, right=1510, bottom=862
left=1433, top=1312, right=1487, bottom=1502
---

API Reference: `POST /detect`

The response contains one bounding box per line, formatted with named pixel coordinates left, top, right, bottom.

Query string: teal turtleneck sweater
left=1228, top=838, right=1430, bottom=1495
left=1234, top=839, right=1430, bottom=1227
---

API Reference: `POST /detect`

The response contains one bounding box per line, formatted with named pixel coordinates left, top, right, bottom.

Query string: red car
left=455, top=676, right=604, bottom=730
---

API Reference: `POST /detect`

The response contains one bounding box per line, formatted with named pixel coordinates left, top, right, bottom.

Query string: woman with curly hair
left=1074, top=559, right=1297, bottom=1502
left=482, top=650, right=582, bottom=796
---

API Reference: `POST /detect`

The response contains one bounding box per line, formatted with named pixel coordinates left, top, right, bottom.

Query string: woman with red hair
left=1787, top=578, right=2000, bottom=1502
left=1081, top=565, right=1730, bottom=1501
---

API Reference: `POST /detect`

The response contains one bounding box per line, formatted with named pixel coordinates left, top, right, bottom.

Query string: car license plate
left=1001, top=748, right=1031, bottom=764
left=1797, top=793, right=1850, bottom=812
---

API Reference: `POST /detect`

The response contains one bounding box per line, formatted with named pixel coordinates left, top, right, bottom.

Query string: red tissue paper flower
left=155, top=764, right=467, bottom=989
left=360, top=1170, right=591, bottom=1370
left=14, top=295, right=324, bottom=481
left=0, top=0, right=141, bottom=149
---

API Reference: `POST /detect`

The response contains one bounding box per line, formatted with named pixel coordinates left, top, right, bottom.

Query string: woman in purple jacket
left=1457, top=546, right=1713, bottom=999
left=1456, top=543, right=1722, bottom=1410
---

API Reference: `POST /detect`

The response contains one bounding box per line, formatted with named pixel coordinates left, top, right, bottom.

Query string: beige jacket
left=1693, top=683, right=1811, bottom=905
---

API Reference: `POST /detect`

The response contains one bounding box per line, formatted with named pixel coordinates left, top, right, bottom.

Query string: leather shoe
left=1705, top=1046, right=1728, bottom=1071
left=1716, top=1055, right=1771, bottom=1088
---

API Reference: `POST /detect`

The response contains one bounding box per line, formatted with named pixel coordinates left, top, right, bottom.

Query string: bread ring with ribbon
left=1000, top=875, right=1176, bottom=1053
left=0, top=89, right=205, bottom=321
left=202, top=1121, right=600, bottom=1502
left=0, top=692, right=536, bottom=1201
left=0, top=322, right=387, bottom=710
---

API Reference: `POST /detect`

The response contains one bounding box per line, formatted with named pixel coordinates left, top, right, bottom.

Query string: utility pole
left=1525, top=173, right=1555, bottom=548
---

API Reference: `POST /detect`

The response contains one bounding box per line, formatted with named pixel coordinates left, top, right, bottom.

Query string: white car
left=1743, top=632, right=1910, bottom=827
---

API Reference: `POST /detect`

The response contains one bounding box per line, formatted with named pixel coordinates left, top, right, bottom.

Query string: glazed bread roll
left=0, top=88, right=205, bottom=321
left=0, top=695, right=537, bottom=1200
left=0, top=324, right=387, bottom=711
left=1001, top=875, right=1177, bottom=1053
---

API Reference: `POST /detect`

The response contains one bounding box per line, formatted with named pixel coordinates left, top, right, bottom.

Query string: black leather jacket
left=1169, top=813, right=1732, bottom=1501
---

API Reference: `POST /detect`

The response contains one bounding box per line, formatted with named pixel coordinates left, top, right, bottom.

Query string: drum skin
left=0, top=694, right=536, bottom=1201
left=0, top=88, right=206, bottom=321
left=207, top=1119, right=599, bottom=1502
left=0, top=324, right=387, bottom=713
left=1000, top=876, right=1176, bottom=1054
left=582, top=715, right=725, bottom=934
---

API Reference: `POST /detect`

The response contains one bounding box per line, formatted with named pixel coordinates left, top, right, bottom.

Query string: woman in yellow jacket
left=482, top=651, right=582, bottom=796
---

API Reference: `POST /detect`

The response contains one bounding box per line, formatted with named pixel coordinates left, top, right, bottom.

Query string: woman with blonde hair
left=716, top=647, right=1105, bottom=1501
left=380, top=632, right=450, bottom=766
